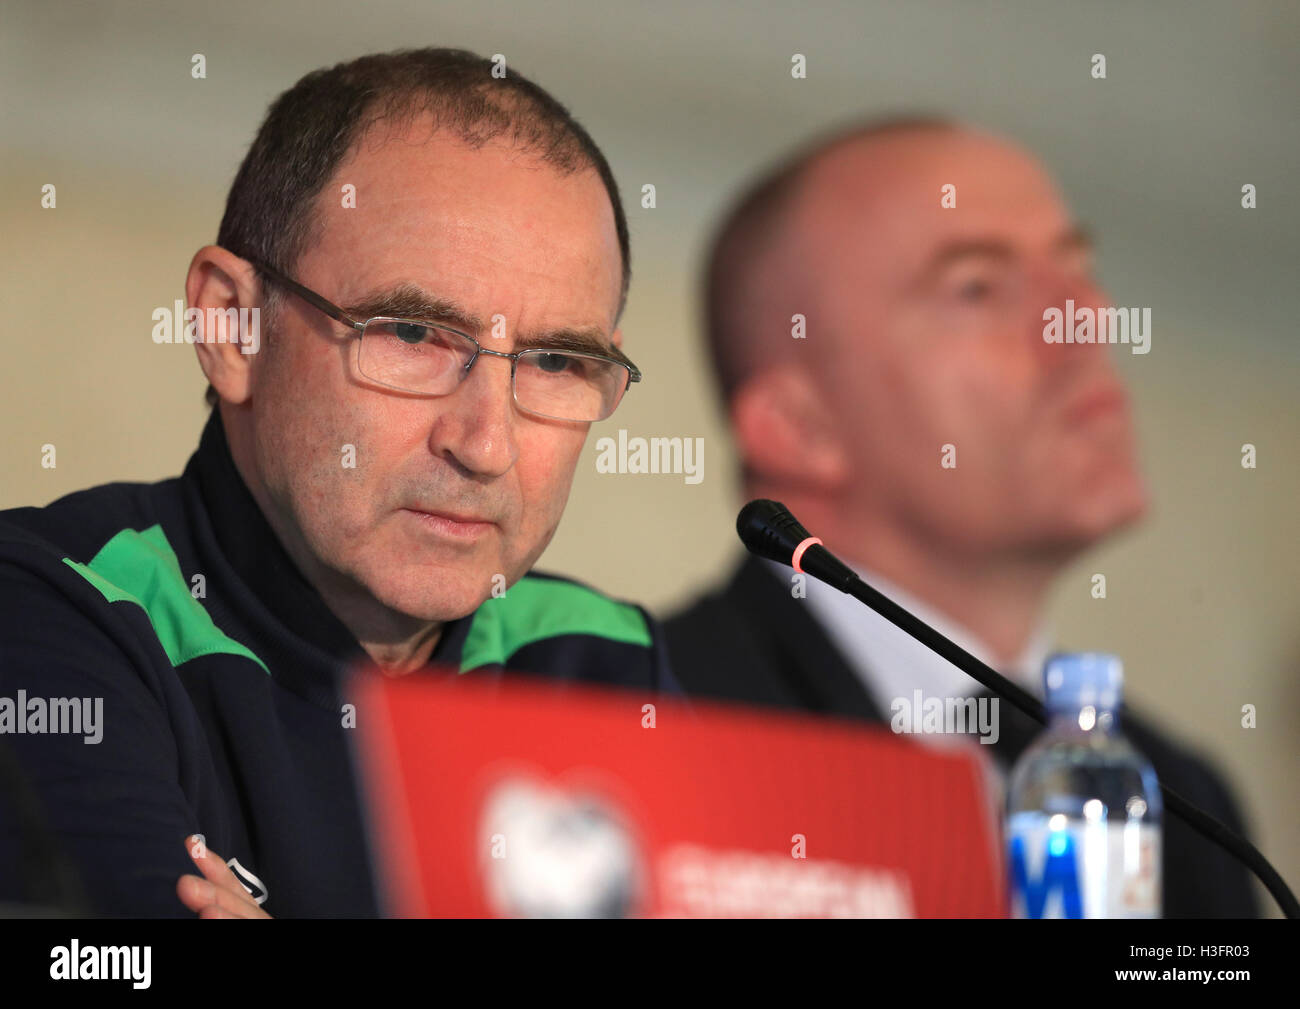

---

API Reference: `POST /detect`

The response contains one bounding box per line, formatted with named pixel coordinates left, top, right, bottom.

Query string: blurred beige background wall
left=2, top=0, right=1296, bottom=912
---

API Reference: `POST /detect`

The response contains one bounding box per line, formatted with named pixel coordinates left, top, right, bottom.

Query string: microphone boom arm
left=737, top=498, right=1299, bottom=919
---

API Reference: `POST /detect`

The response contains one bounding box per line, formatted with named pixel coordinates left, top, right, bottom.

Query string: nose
left=1030, top=261, right=1115, bottom=371
left=426, top=351, right=519, bottom=479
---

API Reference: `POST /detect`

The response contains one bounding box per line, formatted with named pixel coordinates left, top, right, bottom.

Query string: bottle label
left=1007, top=813, right=1160, bottom=919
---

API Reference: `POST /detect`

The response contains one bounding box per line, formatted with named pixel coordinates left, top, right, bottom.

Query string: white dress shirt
left=762, top=558, right=1056, bottom=882
left=764, top=557, right=1051, bottom=716
left=761, top=553, right=1054, bottom=813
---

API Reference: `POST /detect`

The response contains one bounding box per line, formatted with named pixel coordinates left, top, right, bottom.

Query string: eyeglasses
left=244, top=257, right=641, bottom=423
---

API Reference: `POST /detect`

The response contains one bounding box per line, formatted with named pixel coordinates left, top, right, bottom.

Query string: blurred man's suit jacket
left=664, top=556, right=1262, bottom=918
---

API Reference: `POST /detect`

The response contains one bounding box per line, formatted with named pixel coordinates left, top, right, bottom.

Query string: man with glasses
left=0, top=48, right=674, bottom=918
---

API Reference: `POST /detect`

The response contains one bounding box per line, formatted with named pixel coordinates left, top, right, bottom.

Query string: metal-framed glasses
left=246, top=257, right=641, bottom=422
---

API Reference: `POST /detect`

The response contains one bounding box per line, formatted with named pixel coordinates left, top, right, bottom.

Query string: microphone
left=737, top=498, right=1299, bottom=919
left=737, top=499, right=1045, bottom=721
left=736, top=499, right=859, bottom=592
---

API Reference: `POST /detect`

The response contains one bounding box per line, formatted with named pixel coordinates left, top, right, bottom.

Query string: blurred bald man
left=665, top=120, right=1260, bottom=917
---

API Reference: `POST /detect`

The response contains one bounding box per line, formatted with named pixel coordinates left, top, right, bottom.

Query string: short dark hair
left=206, top=47, right=630, bottom=407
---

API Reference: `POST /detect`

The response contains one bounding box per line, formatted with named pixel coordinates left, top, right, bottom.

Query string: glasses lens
left=515, top=351, right=628, bottom=422
left=359, top=319, right=470, bottom=392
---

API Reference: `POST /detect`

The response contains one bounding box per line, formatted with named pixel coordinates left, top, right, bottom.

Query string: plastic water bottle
left=1006, top=653, right=1162, bottom=918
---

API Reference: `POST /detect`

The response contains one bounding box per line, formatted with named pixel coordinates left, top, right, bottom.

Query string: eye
left=958, top=278, right=993, bottom=301
left=394, top=322, right=429, bottom=344
left=535, top=352, right=576, bottom=374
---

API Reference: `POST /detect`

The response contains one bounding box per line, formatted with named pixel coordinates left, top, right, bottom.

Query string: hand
left=176, top=834, right=272, bottom=919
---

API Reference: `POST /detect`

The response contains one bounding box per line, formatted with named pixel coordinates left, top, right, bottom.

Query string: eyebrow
left=344, top=282, right=614, bottom=355
left=922, top=239, right=1015, bottom=277
left=919, top=225, right=1095, bottom=279
left=1054, top=225, right=1094, bottom=256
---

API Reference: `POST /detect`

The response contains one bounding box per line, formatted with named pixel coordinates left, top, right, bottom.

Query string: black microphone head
left=736, top=499, right=813, bottom=565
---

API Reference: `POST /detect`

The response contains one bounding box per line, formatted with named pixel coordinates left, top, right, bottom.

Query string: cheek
left=937, top=349, right=1034, bottom=454
left=256, top=360, right=390, bottom=544
left=867, top=351, right=1033, bottom=507
left=864, top=351, right=991, bottom=453
left=512, top=426, right=586, bottom=533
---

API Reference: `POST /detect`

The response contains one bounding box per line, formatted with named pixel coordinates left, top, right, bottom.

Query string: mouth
left=402, top=507, right=496, bottom=540
left=1062, top=383, right=1129, bottom=425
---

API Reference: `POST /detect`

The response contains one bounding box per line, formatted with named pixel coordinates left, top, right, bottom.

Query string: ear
left=610, top=327, right=623, bottom=351
left=730, top=367, right=850, bottom=491
left=186, top=246, right=263, bottom=406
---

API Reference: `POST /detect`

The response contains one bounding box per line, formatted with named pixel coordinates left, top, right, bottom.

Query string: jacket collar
left=181, top=411, right=471, bottom=697
left=725, top=555, right=888, bottom=723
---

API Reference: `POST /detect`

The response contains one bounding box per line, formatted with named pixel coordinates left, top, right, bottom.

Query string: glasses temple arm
left=604, top=342, right=642, bottom=383
left=246, top=257, right=365, bottom=332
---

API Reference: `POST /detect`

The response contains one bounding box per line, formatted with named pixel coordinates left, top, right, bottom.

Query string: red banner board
left=351, top=670, right=1006, bottom=917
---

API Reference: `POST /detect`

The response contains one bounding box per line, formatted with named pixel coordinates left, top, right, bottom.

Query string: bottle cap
left=1042, top=652, right=1123, bottom=713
